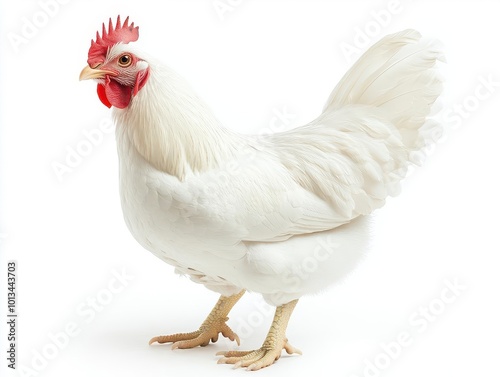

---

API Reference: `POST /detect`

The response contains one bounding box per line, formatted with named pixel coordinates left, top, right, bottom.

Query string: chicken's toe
left=217, top=340, right=301, bottom=370
left=149, top=317, right=240, bottom=349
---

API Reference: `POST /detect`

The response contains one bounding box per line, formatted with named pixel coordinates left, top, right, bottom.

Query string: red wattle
left=97, top=84, right=112, bottom=108
left=104, top=79, right=132, bottom=109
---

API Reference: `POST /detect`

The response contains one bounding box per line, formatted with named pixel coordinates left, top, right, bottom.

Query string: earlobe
left=133, top=67, right=150, bottom=96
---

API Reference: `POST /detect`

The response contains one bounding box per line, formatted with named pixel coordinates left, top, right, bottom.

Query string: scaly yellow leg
left=149, top=290, right=245, bottom=349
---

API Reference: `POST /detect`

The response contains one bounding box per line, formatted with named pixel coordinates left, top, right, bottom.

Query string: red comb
left=87, top=15, right=139, bottom=67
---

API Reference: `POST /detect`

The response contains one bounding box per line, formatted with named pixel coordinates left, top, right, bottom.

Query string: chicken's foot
left=216, top=299, right=301, bottom=371
left=149, top=290, right=245, bottom=349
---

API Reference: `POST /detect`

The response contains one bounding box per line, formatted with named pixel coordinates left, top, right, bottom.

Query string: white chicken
left=80, top=16, right=443, bottom=370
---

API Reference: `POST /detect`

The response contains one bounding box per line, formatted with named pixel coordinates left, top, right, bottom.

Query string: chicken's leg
left=216, top=299, right=301, bottom=371
left=149, top=290, right=245, bottom=349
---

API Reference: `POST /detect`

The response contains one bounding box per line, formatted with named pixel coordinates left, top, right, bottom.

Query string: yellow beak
left=79, top=65, right=116, bottom=81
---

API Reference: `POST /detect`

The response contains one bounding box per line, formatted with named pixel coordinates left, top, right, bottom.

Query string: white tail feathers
left=324, top=29, right=444, bottom=151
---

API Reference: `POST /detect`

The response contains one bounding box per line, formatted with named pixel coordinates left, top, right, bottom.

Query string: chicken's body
left=80, top=18, right=443, bottom=370
left=115, top=60, right=372, bottom=304
left=118, top=115, right=371, bottom=302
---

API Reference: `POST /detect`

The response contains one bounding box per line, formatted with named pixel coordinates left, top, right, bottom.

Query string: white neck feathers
left=114, top=62, right=241, bottom=180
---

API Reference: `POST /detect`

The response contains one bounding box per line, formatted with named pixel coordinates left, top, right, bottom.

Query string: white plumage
left=81, top=22, right=443, bottom=369
left=114, top=29, right=443, bottom=302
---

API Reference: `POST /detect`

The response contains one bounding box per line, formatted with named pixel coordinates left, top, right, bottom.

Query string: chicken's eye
left=118, top=54, right=132, bottom=67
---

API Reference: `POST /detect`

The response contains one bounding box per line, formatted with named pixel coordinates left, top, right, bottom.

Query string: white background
left=1, top=0, right=499, bottom=376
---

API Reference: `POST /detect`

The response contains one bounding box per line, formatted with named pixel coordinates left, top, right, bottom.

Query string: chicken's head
left=79, top=16, right=150, bottom=109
